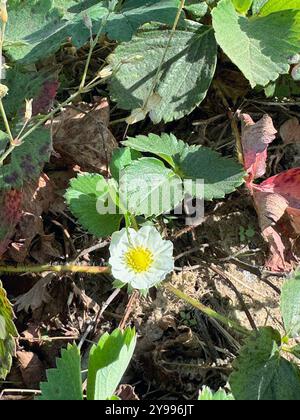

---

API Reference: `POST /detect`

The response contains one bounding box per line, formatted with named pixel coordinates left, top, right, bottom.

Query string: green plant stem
left=80, top=11, right=111, bottom=90
left=0, top=264, right=111, bottom=275
left=0, top=20, right=6, bottom=67
left=143, top=0, right=185, bottom=109
left=0, top=99, right=14, bottom=144
left=0, top=15, right=14, bottom=148
left=0, top=260, right=249, bottom=337
left=165, top=283, right=249, bottom=337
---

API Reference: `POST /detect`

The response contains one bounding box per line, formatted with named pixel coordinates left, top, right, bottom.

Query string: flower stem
left=0, top=99, right=14, bottom=144
left=0, top=264, right=111, bottom=275
left=165, top=283, right=249, bottom=337
left=79, top=11, right=112, bottom=90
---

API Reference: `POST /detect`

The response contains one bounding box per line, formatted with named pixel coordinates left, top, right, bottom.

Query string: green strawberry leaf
left=259, top=0, right=300, bottom=16
left=289, top=344, right=300, bottom=360
left=65, top=174, right=123, bottom=238
left=123, top=133, right=186, bottom=168
left=212, top=0, right=300, bottom=87
left=104, top=0, right=183, bottom=42
left=109, top=21, right=217, bottom=123
left=0, top=281, right=18, bottom=380
left=232, top=0, right=253, bottom=14
left=123, top=133, right=245, bottom=200
left=87, top=328, right=136, bottom=401
left=0, top=127, right=51, bottom=189
left=119, top=157, right=183, bottom=217
left=230, top=327, right=300, bottom=400
left=110, top=148, right=142, bottom=180
left=252, top=0, right=269, bottom=14
left=174, top=144, right=246, bottom=200
left=3, top=66, right=57, bottom=119
left=281, top=273, right=300, bottom=338
left=38, top=344, right=83, bottom=401
left=5, top=0, right=181, bottom=64
left=184, top=0, right=208, bottom=19
left=198, top=386, right=234, bottom=400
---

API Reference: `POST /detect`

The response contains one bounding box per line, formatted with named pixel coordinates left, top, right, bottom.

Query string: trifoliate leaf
left=110, top=148, right=142, bottom=180
left=259, top=0, right=300, bottom=16
left=198, top=386, right=234, bottom=401
left=212, top=0, right=300, bottom=87
left=5, top=0, right=181, bottom=63
left=38, top=344, right=83, bottom=401
left=65, top=174, right=123, bottom=238
left=281, top=273, right=300, bottom=338
left=109, top=21, right=217, bottom=123
left=0, top=281, right=18, bottom=380
left=230, top=327, right=300, bottom=400
left=119, top=157, right=183, bottom=217
left=123, top=133, right=245, bottom=200
left=87, top=328, right=136, bottom=401
left=0, top=127, right=51, bottom=189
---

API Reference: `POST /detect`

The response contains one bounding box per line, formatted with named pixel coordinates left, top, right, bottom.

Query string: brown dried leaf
left=280, top=117, right=300, bottom=145
left=15, top=275, right=53, bottom=313
left=16, top=351, right=44, bottom=388
left=48, top=168, right=79, bottom=215
left=8, top=174, right=54, bottom=263
left=30, top=234, right=63, bottom=264
left=52, top=98, right=118, bottom=172
left=116, top=384, right=139, bottom=400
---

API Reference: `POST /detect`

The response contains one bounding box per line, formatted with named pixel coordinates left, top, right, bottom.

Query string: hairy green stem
left=0, top=99, right=14, bottom=144
left=165, top=283, right=249, bottom=336
left=0, top=264, right=111, bottom=275
left=143, top=0, right=185, bottom=109
left=0, top=259, right=249, bottom=337
left=0, top=10, right=14, bottom=148
left=80, top=11, right=112, bottom=90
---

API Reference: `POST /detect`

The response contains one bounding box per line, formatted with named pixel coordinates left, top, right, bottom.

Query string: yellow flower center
left=124, top=246, right=154, bottom=273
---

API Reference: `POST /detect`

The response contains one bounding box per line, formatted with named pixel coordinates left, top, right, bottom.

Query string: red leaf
left=252, top=169, right=300, bottom=271
left=239, top=113, right=277, bottom=181
left=241, top=112, right=300, bottom=271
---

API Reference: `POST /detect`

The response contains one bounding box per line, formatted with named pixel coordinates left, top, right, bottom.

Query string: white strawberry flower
left=109, top=226, right=174, bottom=290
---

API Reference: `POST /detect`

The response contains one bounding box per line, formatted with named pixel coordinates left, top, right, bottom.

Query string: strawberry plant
left=0, top=0, right=300, bottom=401
left=37, top=328, right=136, bottom=401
